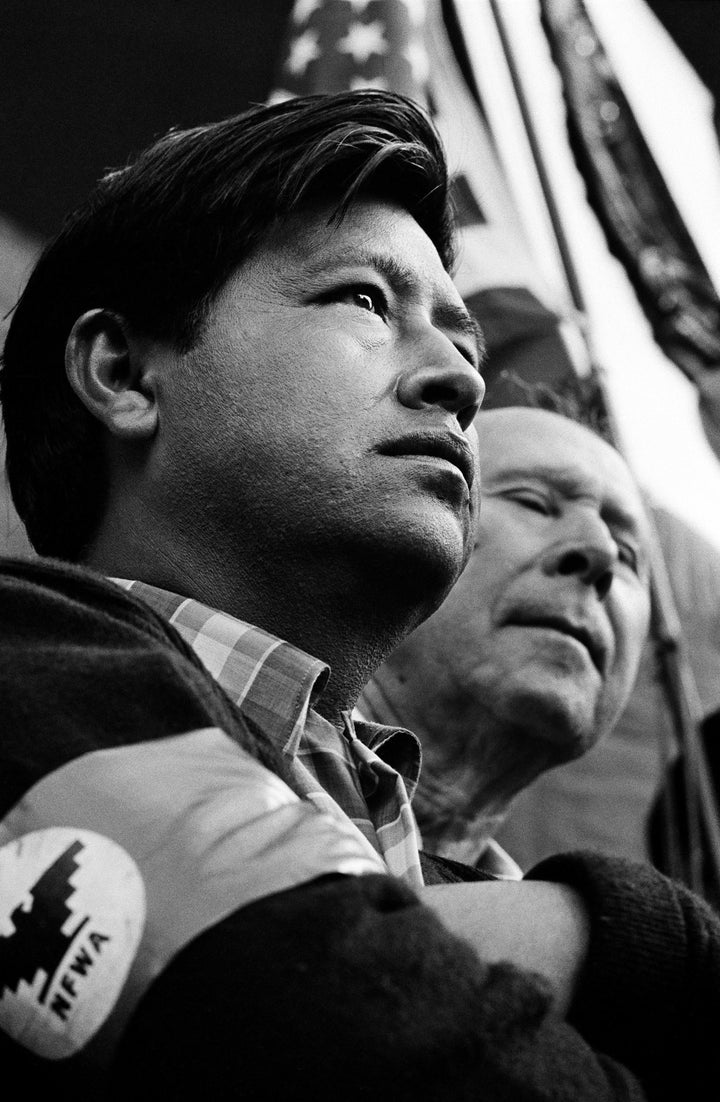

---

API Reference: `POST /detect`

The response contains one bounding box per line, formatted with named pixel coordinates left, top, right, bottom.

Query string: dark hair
left=1, top=90, right=455, bottom=559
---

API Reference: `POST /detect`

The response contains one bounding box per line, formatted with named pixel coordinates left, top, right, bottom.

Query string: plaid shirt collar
left=111, top=580, right=423, bottom=888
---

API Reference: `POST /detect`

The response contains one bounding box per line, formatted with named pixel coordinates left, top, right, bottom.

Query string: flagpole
left=487, top=0, right=585, bottom=318
left=488, top=0, right=720, bottom=899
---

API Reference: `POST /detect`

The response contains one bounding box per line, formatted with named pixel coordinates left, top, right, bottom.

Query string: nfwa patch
left=0, top=827, right=146, bottom=1059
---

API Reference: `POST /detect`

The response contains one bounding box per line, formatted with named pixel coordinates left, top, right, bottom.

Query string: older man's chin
left=508, top=682, right=616, bottom=765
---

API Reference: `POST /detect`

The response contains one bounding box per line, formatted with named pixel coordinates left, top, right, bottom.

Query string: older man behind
left=359, top=403, right=651, bottom=870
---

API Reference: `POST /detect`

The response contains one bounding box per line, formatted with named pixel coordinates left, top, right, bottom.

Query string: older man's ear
left=65, top=308, right=159, bottom=440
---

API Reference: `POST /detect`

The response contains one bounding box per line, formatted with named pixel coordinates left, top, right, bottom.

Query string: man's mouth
left=380, top=432, right=476, bottom=489
left=506, top=615, right=606, bottom=673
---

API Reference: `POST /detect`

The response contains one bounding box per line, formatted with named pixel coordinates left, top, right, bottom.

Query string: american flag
left=272, top=0, right=429, bottom=104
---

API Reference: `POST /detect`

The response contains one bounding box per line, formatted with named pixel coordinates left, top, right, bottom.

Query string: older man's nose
left=542, top=523, right=618, bottom=601
left=395, top=343, right=484, bottom=432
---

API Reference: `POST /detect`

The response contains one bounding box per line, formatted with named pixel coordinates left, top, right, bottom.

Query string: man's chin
left=500, top=679, right=601, bottom=761
left=381, top=511, right=471, bottom=588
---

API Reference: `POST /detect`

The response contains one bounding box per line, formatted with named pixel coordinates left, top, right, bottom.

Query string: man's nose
left=541, top=519, right=619, bottom=600
left=395, top=340, right=485, bottom=432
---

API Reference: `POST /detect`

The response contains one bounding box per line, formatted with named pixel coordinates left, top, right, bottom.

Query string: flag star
left=350, top=74, right=389, bottom=91
left=292, top=0, right=324, bottom=24
left=400, top=0, right=427, bottom=30
left=286, top=29, right=322, bottom=76
left=405, top=37, right=430, bottom=85
left=337, top=21, right=389, bottom=64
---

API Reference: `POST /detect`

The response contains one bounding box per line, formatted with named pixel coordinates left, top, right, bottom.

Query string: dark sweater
left=1, top=557, right=718, bottom=1100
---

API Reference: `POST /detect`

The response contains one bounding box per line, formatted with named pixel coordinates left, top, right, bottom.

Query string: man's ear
left=65, top=308, right=159, bottom=440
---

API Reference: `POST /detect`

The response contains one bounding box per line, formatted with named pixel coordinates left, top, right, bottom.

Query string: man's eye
left=332, top=285, right=388, bottom=318
left=508, top=491, right=551, bottom=515
left=617, top=540, right=640, bottom=573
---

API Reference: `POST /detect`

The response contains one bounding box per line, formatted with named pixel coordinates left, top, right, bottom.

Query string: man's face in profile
left=151, top=197, right=484, bottom=600
left=403, top=406, right=652, bottom=759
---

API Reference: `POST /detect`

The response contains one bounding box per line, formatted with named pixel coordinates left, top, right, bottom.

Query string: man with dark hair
left=2, top=91, right=460, bottom=563
left=0, top=91, right=719, bottom=1100
left=359, top=401, right=651, bottom=870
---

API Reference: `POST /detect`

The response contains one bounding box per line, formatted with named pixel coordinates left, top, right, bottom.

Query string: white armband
left=0, top=728, right=386, bottom=1064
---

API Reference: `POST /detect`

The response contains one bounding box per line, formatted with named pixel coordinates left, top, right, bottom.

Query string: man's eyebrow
left=434, top=302, right=486, bottom=363
left=305, top=246, right=486, bottom=363
left=303, top=246, right=414, bottom=290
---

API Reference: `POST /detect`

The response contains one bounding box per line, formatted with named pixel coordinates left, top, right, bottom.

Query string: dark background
left=1, top=0, right=718, bottom=238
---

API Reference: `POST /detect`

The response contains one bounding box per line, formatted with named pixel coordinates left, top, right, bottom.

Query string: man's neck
left=357, top=673, right=555, bottom=852
left=86, top=519, right=434, bottom=729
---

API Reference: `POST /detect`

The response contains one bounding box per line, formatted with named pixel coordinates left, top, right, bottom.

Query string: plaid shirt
left=111, top=580, right=424, bottom=889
